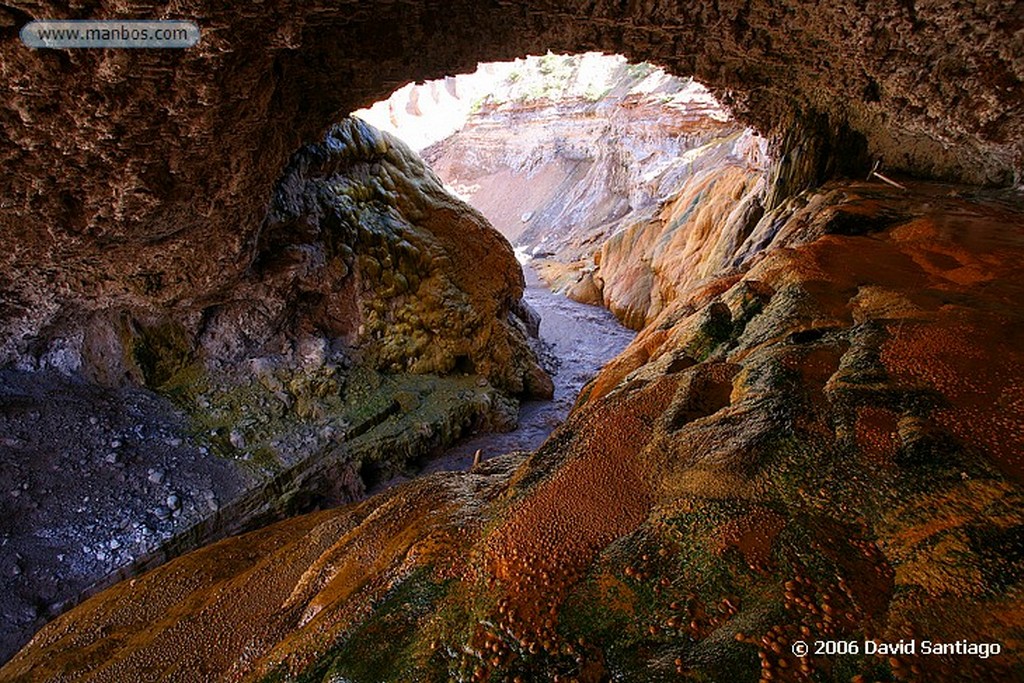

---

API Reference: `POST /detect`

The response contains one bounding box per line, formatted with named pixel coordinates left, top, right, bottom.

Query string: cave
left=1, top=2, right=1023, bottom=681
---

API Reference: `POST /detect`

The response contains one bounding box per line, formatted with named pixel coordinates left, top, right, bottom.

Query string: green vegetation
left=625, top=61, right=657, bottom=81
left=122, top=317, right=196, bottom=389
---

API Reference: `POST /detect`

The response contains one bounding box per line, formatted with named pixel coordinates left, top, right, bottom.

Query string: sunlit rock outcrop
left=416, top=55, right=756, bottom=251
left=404, top=54, right=771, bottom=331
left=540, top=160, right=767, bottom=329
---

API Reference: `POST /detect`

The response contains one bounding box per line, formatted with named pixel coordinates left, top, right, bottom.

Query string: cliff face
left=415, top=55, right=760, bottom=255
left=7, top=181, right=1022, bottom=682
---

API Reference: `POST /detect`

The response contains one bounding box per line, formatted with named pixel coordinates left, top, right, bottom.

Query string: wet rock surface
left=7, top=181, right=1022, bottom=681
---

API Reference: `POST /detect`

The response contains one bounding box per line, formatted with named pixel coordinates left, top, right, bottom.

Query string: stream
left=377, top=263, right=636, bottom=489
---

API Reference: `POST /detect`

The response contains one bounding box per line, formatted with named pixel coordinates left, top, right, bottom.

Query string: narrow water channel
left=376, top=263, right=636, bottom=490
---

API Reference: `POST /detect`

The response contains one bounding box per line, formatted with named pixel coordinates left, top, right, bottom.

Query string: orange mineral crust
left=4, top=182, right=1022, bottom=681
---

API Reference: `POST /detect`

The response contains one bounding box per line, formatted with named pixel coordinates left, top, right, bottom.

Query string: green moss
left=120, top=317, right=197, bottom=389
left=686, top=303, right=733, bottom=361
left=315, top=570, right=449, bottom=682
left=556, top=512, right=774, bottom=681
left=343, top=371, right=505, bottom=456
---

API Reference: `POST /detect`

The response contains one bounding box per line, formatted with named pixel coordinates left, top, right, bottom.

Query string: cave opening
left=326, top=51, right=772, bottom=482
left=3, top=4, right=1023, bottom=677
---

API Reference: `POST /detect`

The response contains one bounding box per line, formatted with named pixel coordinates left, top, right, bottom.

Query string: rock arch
left=0, top=0, right=1020, bottom=365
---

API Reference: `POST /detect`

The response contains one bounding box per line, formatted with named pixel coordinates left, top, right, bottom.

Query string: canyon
left=0, top=2, right=1023, bottom=682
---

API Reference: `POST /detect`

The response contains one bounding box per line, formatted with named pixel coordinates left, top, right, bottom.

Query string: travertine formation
left=6, top=181, right=1022, bottom=681
left=209, top=117, right=548, bottom=398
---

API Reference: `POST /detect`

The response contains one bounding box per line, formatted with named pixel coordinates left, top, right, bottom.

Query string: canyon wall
left=402, top=55, right=771, bottom=331
left=418, top=55, right=764, bottom=252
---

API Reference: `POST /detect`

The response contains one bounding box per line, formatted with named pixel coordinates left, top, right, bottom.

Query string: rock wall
left=7, top=180, right=1022, bottom=681
left=579, top=161, right=767, bottom=329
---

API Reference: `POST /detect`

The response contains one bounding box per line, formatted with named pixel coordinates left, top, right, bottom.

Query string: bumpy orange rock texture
left=5, top=181, right=1023, bottom=681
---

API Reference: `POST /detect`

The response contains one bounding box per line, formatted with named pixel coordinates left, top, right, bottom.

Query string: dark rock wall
left=1, top=1, right=1022, bottom=371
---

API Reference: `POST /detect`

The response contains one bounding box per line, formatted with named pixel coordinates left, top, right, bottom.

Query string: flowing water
left=377, top=264, right=636, bottom=489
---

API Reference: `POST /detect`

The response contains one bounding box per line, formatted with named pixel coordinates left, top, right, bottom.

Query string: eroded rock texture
left=1, top=1, right=1022, bottom=371
left=2, top=1, right=1024, bottom=680
left=206, top=117, right=547, bottom=398
left=6, top=181, right=1023, bottom=681
left=539, top=148, right=767, bottom=329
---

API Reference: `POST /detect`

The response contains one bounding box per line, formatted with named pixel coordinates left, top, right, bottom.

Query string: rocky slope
left=6, top=180, right=1022, bottom=682
left=538, top=159, right=767, bottom=330
left=0, top=118, right=550, bottom=663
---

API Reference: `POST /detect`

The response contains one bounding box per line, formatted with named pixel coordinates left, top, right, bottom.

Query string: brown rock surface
left=588, top=161, right=767, bottom=328
left=6, top=181, right=1023, bottom=681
